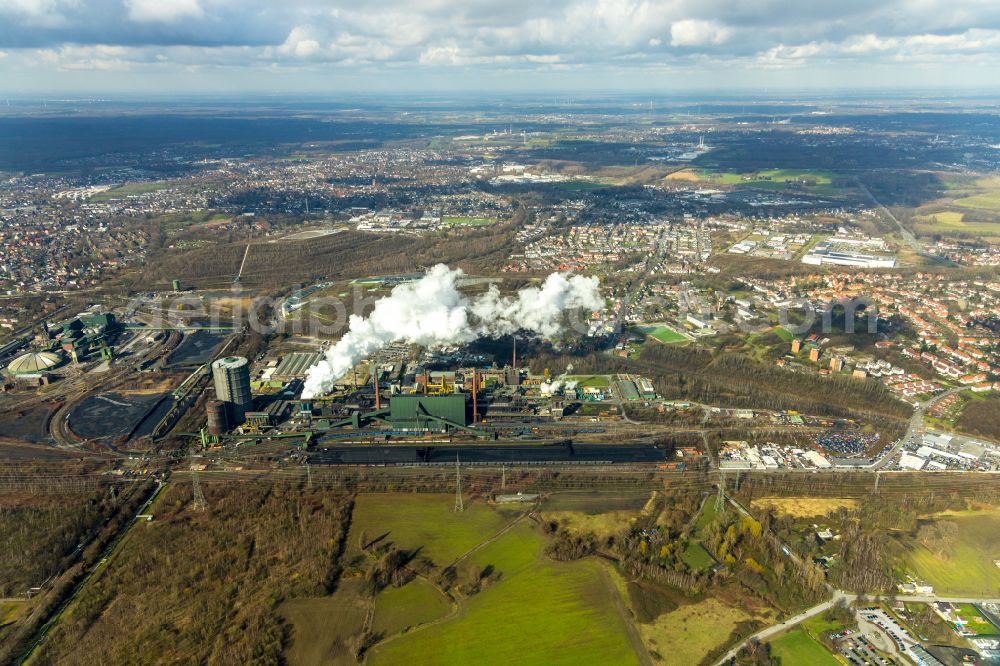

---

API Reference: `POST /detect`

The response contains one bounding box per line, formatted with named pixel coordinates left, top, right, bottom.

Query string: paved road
left=872, top=386, right=964, bottom=470
left=856, top=178, right=921, bottom=254
left=714, top=591, right=851, bottom=665
left=855, top=176, right=957, bottom=267
left=714, top=592, right=1000, bottom=665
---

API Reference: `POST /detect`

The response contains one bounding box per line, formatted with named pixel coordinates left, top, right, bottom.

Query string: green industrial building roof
left=388, top=394, right=468, bottom=429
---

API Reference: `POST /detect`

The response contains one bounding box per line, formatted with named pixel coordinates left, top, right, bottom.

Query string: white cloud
left=670, top=19, right=731, bottom=47
left=126, top=0, right=203, bottom=23
left=1, top=1, right=1000, bottom=88
left=279, top=26, right=322, bottom=58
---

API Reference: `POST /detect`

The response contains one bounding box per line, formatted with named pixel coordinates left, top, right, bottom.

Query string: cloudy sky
left=1, top=0, right=999, bottom=94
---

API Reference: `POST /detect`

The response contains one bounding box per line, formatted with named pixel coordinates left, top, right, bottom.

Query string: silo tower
left=211, top=356, right=252, bottom=425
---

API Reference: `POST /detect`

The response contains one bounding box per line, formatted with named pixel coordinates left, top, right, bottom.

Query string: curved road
left=714, top=591, right=1000, bottom=665
left=872, top=386, right=964, bottom=470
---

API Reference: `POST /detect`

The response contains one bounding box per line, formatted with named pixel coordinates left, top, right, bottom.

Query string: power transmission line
left=191, top=469, right=206, bottom=511
left=454, top=453, right=464, bottom=513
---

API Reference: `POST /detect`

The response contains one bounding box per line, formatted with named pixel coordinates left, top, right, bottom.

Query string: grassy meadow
left=768, top=628, right=840, bottom=666
left=901, top=510, right=1000, bottom=597
left=369, top=521, right=641, bottom=666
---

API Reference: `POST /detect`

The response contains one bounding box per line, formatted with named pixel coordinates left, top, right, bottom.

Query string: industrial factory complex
left=0, top=270, right=674, bottom=466
left=202, top=342, right=663, bottom=455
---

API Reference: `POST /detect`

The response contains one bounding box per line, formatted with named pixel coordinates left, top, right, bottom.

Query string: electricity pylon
left=192, top=469, right=206, bottom=511
left=454, top=454, right=464, bottom=513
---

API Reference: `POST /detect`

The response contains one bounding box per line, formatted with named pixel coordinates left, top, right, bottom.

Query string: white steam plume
left=301, top=264, right=602, bottom=399
left=539, top=364, right=577, bottom=396
left=539, top=378, right=578, bottom=396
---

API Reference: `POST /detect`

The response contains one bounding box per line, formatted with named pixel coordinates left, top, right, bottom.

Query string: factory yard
left=164, top=330, right=229, bottom=366
left=67, top=391, right=169, bottom=442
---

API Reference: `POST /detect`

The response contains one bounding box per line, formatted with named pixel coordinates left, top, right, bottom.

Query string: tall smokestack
left=373, top=365, right=381, bottom=410
left=512, top=337, right=517, bottom=371
left=472, top=370, right=478, bottom=423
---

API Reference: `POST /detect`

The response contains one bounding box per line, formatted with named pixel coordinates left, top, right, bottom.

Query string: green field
left=681, top=542, right=715, bottom=572
left=952, top=603, right=1000, bottom=636
left=756, top=169, right=834, bottom=185
left=769, top=629, right=840, bottom=666
left=694, top=498, right=723, bottom=533
left=694, top=170, right=746, bottom=184
left=90, top=181, right=173, bottom=201
left=637, top=596, right=760, bottom=666
left=801, top=613, right=848, bottom=639
left=772, top=326, right=795, bottom=343
left=280, top=581, right=368, bottom=665
left=369, top=522, right=640, bottom=666
left=915, top=211, right=1000, bottom=237
left=349, top=494, right=511, bottom=566
left=568, top=375, right=611, bottom=387
left=955, top=192, right=1000, bottom=211
left=694, top=169, right=837, bottom=187
left=642, top=325, right=688, bottom=344
left=902, top=511, right=1000, bottom=596
left=442, top=216, right=497, bottom=226
left=550, top=180, right=614, bottom=191
left=373, top=578, right=452, bottom=637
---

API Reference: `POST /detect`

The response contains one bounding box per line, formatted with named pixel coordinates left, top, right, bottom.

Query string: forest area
left=956, top=396, right=1000, bottom=441
left=32, top=481, right=353, bottom=665
left=531, top=341, right=911, bottom=439
left=735, top=472, right=1000, bottom=595
left=0, top=480, right=155, bottom=664
left=0, top=487, right=113, bottom=597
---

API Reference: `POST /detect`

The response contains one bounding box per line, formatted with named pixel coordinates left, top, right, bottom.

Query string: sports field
left=768, top=628, right=840, bottom=666
left=642, top=325, right=688, bottom=344
left=903, top=511, right=1000, bottom=597
left=90, top=181, right=172, bottom=201
left=567, top=374, right=610, bottom=387
left=442, top=216, right=497, bottom=226
left=952, top=603, right=1000, bottom=636
left=369, top=522, right=640, bottom=666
